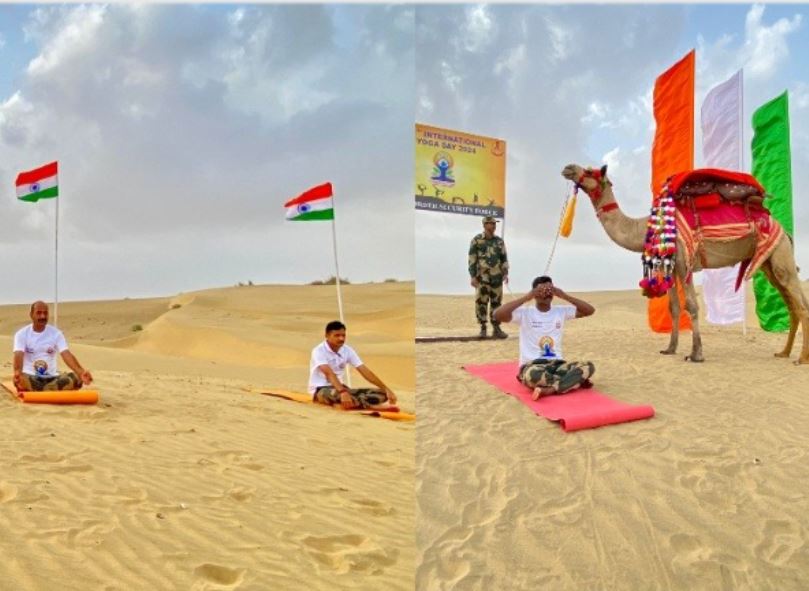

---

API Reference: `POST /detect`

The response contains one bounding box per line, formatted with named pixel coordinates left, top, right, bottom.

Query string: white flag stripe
left=285, top=198, right=333, bottom=219
left=701, top=69, right=745, bottom=325
left=15, top=173, right=58, bottom=198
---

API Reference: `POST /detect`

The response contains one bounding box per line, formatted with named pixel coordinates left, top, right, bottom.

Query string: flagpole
left=54, top=191, right=59, bottom=327
left=330, top=190, right=349, bottom=386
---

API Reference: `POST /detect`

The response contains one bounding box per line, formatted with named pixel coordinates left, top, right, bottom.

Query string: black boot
left=492, top=325, right=508, bottom=339
left=479, top=325, right=488, bottom=338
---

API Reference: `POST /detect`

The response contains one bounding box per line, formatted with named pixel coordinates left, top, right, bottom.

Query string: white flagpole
left=330, top=189, right=349, bottom=386
left=54, top=191, right=59, bottom=327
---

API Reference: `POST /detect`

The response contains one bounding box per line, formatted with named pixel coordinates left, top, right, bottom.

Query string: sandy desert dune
left=417, top=282, right=809, bottom=590
left=0, top=281, right=414, bottom=591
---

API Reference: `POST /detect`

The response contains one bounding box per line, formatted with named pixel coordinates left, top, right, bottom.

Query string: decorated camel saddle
left=641, top=168, right=784, bottom=297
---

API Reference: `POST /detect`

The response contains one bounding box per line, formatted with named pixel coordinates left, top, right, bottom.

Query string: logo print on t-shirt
left=538, top=336, right=556, bottom=358
left=47, top=347, right=55, bottom=355
left=33, top=359, right=49, bottom=376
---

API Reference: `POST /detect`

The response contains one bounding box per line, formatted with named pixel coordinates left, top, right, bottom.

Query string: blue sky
left=0, top=4, right=414, bottom=303
left=416, top=4, right=809, bottom=294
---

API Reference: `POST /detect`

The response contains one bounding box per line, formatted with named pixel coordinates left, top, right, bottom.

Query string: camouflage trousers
left=20, top=372, right=82, bottom=392
left=314, top=387, right=389, bottom=409
left=517, top=359, right=595, bottom=395
left=475, top=283, right=503, bottom=327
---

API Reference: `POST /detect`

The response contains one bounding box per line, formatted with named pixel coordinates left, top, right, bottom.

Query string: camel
left=561, top=163, right=809, bottom=364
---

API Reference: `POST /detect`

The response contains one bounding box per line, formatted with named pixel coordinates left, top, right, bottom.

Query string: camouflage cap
left=482, top=215, right=499, bottom=224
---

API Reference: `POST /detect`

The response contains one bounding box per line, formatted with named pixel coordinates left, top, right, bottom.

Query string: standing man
left=13, top=301, right=93, bottom=391
left=469, top=215, right=509, bottom=339
left=309, top=320, right=397, bottom=410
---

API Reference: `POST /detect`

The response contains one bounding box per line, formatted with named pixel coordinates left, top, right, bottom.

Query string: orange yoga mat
left=2, top=380, right=99, bottom=405
left=259, top=389, right=415, bottom=422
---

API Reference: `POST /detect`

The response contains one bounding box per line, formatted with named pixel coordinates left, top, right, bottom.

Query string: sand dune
left=0, top=281, right=414, bottom=590
left=417, top=283, right=809, bottom=590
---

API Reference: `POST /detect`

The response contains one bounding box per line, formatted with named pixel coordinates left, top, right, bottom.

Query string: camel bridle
left=575, top=168, right=618, bottom=216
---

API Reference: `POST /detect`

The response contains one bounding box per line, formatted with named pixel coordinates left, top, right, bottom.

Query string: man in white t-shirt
left=494, top=276, right=595, bottom=399
left=308, top=320, right=397, bottom=410
left=13, top=301, right=94, bottom=392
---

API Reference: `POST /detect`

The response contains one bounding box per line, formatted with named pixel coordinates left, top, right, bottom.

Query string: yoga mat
left=3, top=380, right=99, bottom=405
left=463, top=363, right=654, bottom=432
left=258, top=389, right=415, bottom=422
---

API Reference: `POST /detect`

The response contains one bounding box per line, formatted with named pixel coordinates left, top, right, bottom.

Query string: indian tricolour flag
left=284, top=182, right=334, bottom=221
left=16, top=161, right=59, bottom=203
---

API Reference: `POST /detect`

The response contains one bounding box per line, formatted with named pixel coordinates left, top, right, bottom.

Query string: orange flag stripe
left=649, top=50, right=695, bottom=334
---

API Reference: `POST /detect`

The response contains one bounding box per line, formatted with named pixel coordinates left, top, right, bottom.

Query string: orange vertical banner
left=649, top=50, right=695, bottom=333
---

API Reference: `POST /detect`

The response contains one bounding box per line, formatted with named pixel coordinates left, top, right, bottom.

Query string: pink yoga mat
left=464, top=362, right=654, bottom=432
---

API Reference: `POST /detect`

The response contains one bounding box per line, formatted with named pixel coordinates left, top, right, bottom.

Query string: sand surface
left=417, top=283, right=809, bottom=590
left=1, top=282, right=414, bottom=591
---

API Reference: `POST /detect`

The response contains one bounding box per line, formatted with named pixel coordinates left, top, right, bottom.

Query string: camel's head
left=561, top=164, right=614, bottom=212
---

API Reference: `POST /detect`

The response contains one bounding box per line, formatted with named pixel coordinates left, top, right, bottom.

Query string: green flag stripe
left=751, top=91, right=792, bottom=332
left=289, top=209, right=334, bottom=221
left=18, top=186, right=59, bottom=202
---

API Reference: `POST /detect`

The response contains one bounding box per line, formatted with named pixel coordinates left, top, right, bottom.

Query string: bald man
left=12, top=301, right=93, bottom=391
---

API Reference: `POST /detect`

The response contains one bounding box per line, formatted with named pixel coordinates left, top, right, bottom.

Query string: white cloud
left=26, top=5, right=107, bottom=76
left=464, top=5, right=494, bottom=53
left=744, top=4, right=802, bottom=80
left=543, top=15, right=572, bottom=63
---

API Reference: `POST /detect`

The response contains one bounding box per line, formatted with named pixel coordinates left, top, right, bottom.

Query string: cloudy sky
left=416, top=4, right=809, bottom=294
left=0, top=4, right=414, bottom=303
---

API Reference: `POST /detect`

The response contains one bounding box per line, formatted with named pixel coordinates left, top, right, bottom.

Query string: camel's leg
left=767, top=241, right=809, bottom=363
left=682, top=276, right=703, bottom=362
left=759, top=259, right=798, bottom=358
left=660, top=279, right=681, bottom=355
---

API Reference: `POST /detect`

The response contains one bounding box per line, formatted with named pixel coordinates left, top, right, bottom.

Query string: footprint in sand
left=202, top=486, right=256, bottom=503
left=350, top=498, right=396, bottom=517
left=0, top=482, right=18, bottom=503
left=228, top=487, right=254, bottom=502
left=302, top=534, right=398, bottom=575
left=193, top=563, right=244, bottom=587
left=755, top=519, right=802, bottom=565
left=104, top=486, right=148, bottom=506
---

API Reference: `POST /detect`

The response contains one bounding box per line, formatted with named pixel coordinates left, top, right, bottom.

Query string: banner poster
left=415, top=123, right=506, bottom=218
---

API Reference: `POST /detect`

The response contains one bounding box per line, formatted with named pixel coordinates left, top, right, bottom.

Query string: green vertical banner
left=751, top=91, right=793, bottom=332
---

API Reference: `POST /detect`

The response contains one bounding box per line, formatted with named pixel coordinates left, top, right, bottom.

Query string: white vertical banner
left=700, top=69, right=746, bottom=326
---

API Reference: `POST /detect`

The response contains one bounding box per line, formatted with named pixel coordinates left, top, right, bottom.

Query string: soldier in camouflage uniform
left=469, top=216, right=509, bottom=338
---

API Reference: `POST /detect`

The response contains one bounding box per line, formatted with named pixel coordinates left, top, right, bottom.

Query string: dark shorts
left=20, top=372, right=82, bottom=392
left=314, top=386, right=388, bottom=409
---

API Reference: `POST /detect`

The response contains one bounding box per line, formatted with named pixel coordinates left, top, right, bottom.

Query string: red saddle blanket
left=662, top=169, right=784, bottom=283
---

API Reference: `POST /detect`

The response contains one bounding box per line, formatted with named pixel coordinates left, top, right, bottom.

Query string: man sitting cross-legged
left=13, top=301, right=94, bottom=392
left=494, top=276, right=595, bottom=400
left=308, top=320, right=397, bottom=410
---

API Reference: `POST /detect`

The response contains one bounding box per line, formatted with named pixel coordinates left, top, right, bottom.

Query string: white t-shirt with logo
left=510, top=305, right=577, bottom=365
left=13, top=324, right=69, bottom=377
left=308, top=341, right=364, bottom=394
